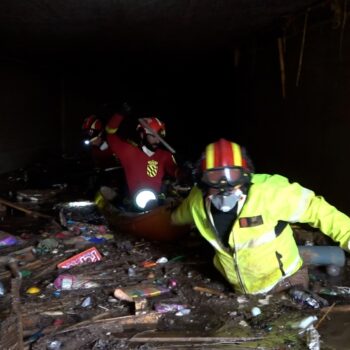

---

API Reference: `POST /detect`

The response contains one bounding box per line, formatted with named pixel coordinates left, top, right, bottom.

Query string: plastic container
left=291, top=315, right=318, bottom=329
left=54, top=274, right=100, bottom=290
left=154, top=302, right=188, bottom=313
left=289, top=289, right=320, bottom=309
left=298, top=246, right=345, bottom=267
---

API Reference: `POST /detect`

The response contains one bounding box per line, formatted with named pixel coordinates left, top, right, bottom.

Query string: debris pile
left=0, top=165, right=349, bottom=349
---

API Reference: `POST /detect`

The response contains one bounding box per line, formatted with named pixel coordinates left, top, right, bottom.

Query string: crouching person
left=171, top=138, right=350, bottom=295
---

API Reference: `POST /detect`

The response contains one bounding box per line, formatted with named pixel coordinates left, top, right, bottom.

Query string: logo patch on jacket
left=239, top=215, right=263, bottom=227
left=147, top=160, right=158, bottom=177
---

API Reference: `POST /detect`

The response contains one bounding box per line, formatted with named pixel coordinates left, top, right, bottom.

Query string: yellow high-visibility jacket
left=171, top=174, right=350, bottom=294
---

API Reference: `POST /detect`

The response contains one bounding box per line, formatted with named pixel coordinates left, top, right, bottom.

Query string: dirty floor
left=0, top=162, right=349, bottom=350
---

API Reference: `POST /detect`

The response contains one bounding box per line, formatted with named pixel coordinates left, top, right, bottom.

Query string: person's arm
left=299, top=195, right=350, bottom=251
left=171, top=187, right=200, bottom=225
left=261, top=174, right=350, bottom=252
left=105, top=113, right=124, bottom=134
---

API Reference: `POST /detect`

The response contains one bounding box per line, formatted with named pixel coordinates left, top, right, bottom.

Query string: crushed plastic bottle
left=306, top=325, right=320, bottom=350
left=154, top=302, right=188, bottom=313
left=289, top=288, right=320, bottom=309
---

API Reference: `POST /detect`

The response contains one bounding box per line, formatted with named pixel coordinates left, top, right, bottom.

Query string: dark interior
left=1, top=0, right=349, bottom=211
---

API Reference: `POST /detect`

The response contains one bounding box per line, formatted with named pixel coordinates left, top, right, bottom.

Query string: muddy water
left=319, top=312, right=350, bottom=349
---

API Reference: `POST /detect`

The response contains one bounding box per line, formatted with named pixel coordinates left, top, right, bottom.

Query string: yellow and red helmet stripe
left=202, top=138, right=247, bottom=170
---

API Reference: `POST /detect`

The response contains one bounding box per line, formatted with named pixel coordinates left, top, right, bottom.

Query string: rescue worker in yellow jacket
left=171, top=138, right=350, bottom=295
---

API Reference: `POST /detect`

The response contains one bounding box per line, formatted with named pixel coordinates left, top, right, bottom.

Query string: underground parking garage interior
left=1, top=1, right=350, bottom=349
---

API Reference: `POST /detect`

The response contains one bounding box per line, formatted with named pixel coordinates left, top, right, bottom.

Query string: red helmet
left=138, top=117, right=166, bottom=137
left=200, top=138, right=252, bottom=188
left=82, top=115, right=103, bottom=142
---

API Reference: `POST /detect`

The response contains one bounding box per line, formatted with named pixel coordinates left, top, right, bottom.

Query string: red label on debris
left=57, top=246, right=102, bottom=269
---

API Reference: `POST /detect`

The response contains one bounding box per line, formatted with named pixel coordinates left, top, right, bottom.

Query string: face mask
left=210, top=188, right=242, bottom=212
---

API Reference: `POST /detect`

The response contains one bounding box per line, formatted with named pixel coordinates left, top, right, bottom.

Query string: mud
left=0, top=163, right=349, bottom=350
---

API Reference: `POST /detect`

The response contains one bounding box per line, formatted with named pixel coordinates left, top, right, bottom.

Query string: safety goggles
left=201, top=167, right=245, bottom=188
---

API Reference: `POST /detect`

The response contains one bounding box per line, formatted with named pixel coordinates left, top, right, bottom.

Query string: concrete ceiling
left=0, top=0, right=326, bottom=61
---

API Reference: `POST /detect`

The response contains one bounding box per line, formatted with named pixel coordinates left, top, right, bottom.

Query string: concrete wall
left=241, top=21, right=350, bottom=213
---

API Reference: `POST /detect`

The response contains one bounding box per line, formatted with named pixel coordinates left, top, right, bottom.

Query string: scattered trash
left=0, top=231, right=19, bottom=247
left=154, top=302, right=188, bottom=313
left=57, top=201, right=107, bottom=226
left=326, top=264, right=341, bottom=277
left=54, top=274, right=100, bottom=290
left=114, top=284, right=170, bottom=302
left=156, top=257, right=168, bottom=264
left=306, top=325, right=320, bottom=350
left=251, top=306, right=261, bottom=317
left=81, top=296, right=92, bottom=307
left=291, top=315, right=318, bottom=330
left=57, top=246, right=102, bottom=269
left=318, top=285, right=350, bottom=296
left=0, top=281, right=5, bottom=296
left=289, top=288, right=320, bottom=309
left=16, top=188, right=60, bottom=202
left=47, top=340, right=62, bottom=350
left=36, top=238, right=60, bottom=254
left=128, top=266, right=136, bottom=277
left=26, top=286, right=41, bottom=295
left=175, top=308, right=191, bottom=316
left=141, top=261, right=157, bottom=268
left=167, top=279, right=178, bottom=289
left=20, top=270, right=32, bottom=278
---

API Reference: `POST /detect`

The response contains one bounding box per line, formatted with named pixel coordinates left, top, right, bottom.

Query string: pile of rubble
left=0, top=167, right=348, bottom=350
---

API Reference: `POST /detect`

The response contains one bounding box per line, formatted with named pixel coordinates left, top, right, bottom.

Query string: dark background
left=1, top=1, right=350, bottom=211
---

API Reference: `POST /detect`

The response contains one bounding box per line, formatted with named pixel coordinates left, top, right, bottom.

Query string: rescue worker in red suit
left=172, top=138, right=350, bottom=301
left=82, top=115, right=116, bottom=170
left=106, top=114, right=180, bottom=210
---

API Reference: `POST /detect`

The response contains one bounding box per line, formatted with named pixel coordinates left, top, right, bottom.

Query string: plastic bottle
left=291, top=315, right=318, bottom=329
left=289, top=289, right=320, bottom=309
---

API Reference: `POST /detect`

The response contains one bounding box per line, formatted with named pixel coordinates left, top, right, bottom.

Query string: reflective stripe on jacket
left=171, top=173, right=350, bottom=294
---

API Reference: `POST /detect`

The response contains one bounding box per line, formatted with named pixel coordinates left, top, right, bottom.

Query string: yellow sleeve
left=171, top=188, right=199, bottom=225
left=300, top=195, right=350, bottom=251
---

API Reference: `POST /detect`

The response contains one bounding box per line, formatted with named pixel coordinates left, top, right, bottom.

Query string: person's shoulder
left=156, top=148, right=175, bottom=158
left=252, top=173, right=291, bottom=186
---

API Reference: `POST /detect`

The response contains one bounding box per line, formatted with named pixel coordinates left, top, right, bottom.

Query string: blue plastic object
left=298, top=245, right=345, bottom=267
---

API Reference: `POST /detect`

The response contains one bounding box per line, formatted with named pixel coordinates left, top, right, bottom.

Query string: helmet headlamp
left=134, top=189, right=157, bottom=210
